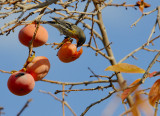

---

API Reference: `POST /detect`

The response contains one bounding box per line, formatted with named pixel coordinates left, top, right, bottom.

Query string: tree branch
left=93, top=1, right=134, bottom=107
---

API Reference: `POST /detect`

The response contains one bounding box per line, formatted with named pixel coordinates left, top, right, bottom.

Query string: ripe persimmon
left=26, top=56, right=50, bottom=81
left=18, top=24, right=48, bottom=47
left=57, top=41, right=83, bottom=63
left=7, top=71, right=35, bottom=96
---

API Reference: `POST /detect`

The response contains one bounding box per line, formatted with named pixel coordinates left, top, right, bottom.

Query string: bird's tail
left=40, top=17, right=57, bottom=24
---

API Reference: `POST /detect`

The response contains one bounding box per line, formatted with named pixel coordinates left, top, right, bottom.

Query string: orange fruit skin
left=18, top=24, right=48, bottom=47
left=7, top=71, right=35, bottom=96
left=26, top=56, right=50, bottom=81
left=57, top=42, right=83, bottom=63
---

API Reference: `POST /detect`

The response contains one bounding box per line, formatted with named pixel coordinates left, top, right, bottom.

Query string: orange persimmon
left=26, top=56, right=50, bottom=81
left=57, top=41, right=83, bottom=63
left=7, top=71, right=35, bottom=96
left=18, top=24, right=48, bottom=47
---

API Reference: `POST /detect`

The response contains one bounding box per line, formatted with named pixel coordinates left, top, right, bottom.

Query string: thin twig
left=88, top=67, right=101, bottom=80
left=0, top=70, right=12, bottom=74
left=131, top=15, right=144, bottom=27
left=55, top=85, right=111, bottom=94
left=147, top=19, right=158, bottom=45
left=80, top=91, right=116, bottom=116
left=119, top=35, right=160, bottom=63
left=41, top=79, right=117, bottom=85
left=122, top=51, right=160, bottom=91
left=62, top=84, right=65, bottom=116
left=120, top=107, right=133, bottom=116
left=157, top=6, right=160, bottom=29
left=131, top=8, right=157, bottom=27
left=90, top=75, right=109, bottom=78
left=17, top=99, right=32, bottom=116
left=83, top=44, right=112, bottom=60
left=154, top=101, right=159, bottom=116
left=39, top=90, right=77, bottom=116
left=93, top=0, right=134, bottom=107
left=23, top=7, right=47, bottom=68
left=143, top=48, right=160, bottom=52
left=88, top=15, right=95, bottom=46
left=123, top=103, right=129, bottom=116
left=0, top=107, right=4, bottom=115
left=75, top=0, right=91, bottom=25
left=141, top=51, right=160, bottom=83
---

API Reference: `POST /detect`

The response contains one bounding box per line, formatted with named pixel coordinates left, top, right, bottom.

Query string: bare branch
left=147, top=19, right=158, bottom=45
left=157, top=6, right=160, bottom=29
left=141, top=51, right=160, bottom=83
left=131, top=8, right=157, bottom=27
left=119, top=35, right=160, bottom=63
left=80, top=91, right=116, bottom=116
left=17, top=99, right=32, bottom=116
left=62, top=84, right=65, bottom=116
left=83, top=44, right=112, bottom=60
left=16, top=0, right=58, bottom=10
left=0, top=70, right=12, bottom=74
left=0, top=106, right=4, bottom=115
left=39, top=90, right=77, bottom=116
left=41, top=79, right=118, bottom=86
left=55, top=85, right=111, bottom=94
left=93, top=0, right=134, bottom=107
left=154, top=101, right=159, bottom=116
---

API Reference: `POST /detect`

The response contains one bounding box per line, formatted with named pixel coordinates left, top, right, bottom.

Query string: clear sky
left=0, top=0, right=160, bottom=116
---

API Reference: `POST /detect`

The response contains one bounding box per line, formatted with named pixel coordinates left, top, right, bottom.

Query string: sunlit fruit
left=7, top=71, right=35, bottom=96
left=26, top=56, right=50, bottom=81
left=57, top=41, right=83, bottom=63
left=18, top=24, right=48, bottom=47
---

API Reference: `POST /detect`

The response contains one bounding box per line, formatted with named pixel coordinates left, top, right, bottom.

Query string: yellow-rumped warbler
left=44, top=17, right=86, bottom=47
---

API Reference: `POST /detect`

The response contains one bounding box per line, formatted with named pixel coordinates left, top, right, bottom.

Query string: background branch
left=17, top=99, right=32, bottom=116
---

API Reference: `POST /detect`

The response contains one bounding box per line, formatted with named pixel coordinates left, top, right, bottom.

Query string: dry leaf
left=149, top=71, right=160, bottom=78
left=105, top=63, right=145, bottom=73
left=121, top=78, right=141, bottom=101
left=136, top=0, right=151, bottom=13
left=148, top=79, right=160, bottom=107
left=131, top=91, right=154, bottom=116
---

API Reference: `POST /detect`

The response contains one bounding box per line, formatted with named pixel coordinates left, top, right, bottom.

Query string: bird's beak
left=76, top=44, right=80, bottom=48
left=76, top=40, right=79, bottom=47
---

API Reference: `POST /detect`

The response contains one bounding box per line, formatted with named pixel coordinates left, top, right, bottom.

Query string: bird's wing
left=52, top=18, right=74, bottom=30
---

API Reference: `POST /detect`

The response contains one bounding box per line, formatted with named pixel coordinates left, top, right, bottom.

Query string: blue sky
left=0, top=0, right=160, bottom=116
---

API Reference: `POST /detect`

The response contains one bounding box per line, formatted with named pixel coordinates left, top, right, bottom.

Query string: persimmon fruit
left=26, top=56, right=50, bottom=81
left=57, top=41, right=83, bottom=63
left=7, top=71, right=35, bottom=96
left=18, top=24, right=48, bottom=47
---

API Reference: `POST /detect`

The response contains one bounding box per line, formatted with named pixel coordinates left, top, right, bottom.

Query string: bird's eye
left=65, top=23, right=72, bottom=30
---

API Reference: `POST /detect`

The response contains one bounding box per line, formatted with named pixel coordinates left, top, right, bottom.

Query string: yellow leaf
left=121, top=78, right=141, bottom=102
left=148, top=79, right=160, bottom=107
left=105, top=63, right=145, bottom=73
left=131, top=91, right=154, bottom=116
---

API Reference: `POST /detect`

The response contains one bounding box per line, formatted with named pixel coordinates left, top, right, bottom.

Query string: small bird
left=43, top=17, right=86, bottom=47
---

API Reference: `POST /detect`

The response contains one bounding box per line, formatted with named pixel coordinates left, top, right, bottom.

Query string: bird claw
left=54, top=37, right=72, bottom=50
left=54, top=42, right=64, bottom=50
